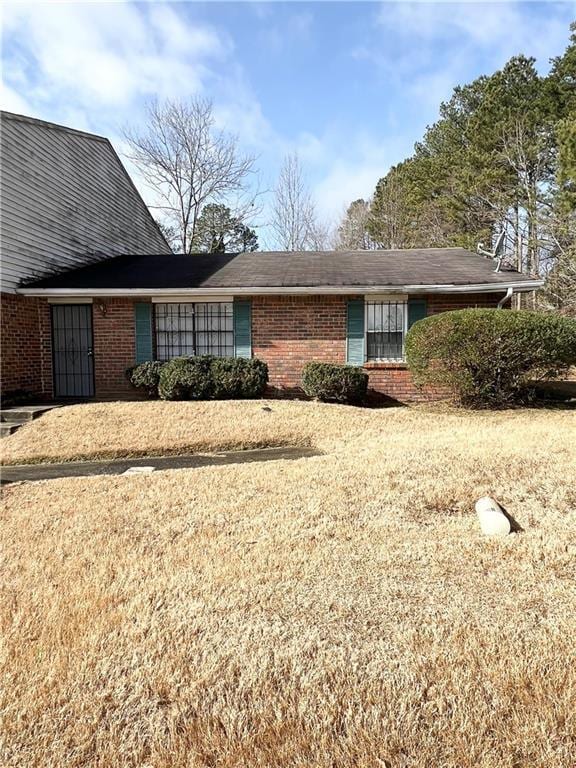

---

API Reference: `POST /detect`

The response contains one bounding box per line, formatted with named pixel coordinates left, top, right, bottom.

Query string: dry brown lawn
left=1, top=401, right=575, bottom=767
left=1, top=400, right=360, bottom=465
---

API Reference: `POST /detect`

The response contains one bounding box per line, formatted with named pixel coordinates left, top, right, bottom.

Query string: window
left=366, top=301, right=407, bottom=361
left=155, top=302, right=234, bottom=360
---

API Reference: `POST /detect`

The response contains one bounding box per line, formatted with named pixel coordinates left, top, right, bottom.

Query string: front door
left=51, top=304, right=95, bottom=397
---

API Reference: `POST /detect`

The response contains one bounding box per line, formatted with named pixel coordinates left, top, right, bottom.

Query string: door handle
left=87, top=348, right=94, bottom=357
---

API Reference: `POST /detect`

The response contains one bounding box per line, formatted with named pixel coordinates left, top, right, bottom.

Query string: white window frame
left=364, top=295, right=408, bottom=362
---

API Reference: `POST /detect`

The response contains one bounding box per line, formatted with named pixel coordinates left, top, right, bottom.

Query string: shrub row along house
left=1, top=112, right=543, bottom=403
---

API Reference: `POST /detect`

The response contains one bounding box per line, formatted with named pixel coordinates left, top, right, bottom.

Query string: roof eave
left=17, top=280, right=545, bottom=297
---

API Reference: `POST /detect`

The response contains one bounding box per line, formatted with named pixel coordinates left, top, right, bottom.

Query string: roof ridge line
left=1, top=110, right=108, bottom=143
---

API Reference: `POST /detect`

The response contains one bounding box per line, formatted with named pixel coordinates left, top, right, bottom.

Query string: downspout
left=497, top=287, right=514, bottom=309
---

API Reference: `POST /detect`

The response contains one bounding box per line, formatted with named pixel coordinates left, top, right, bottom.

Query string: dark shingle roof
left=1, top=111, right=171, bottom=292
left=22, top=248, right=542, bottom=292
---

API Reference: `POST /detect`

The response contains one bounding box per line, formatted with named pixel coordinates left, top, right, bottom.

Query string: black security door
left=51, top=304, right=95, bottom=397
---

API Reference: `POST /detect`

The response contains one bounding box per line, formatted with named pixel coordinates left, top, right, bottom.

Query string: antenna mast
left=477, top=230, right=506, bottom=272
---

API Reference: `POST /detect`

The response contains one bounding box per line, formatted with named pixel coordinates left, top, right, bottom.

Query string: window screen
left=366, top=301, right=406, bottom=361
left=155, top=303, right=234, bottom=360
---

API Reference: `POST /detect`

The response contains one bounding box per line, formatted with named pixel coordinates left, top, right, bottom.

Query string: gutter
left=17, top=280, right=545, bottom=298
left=497, top=286, right=514, bottom=308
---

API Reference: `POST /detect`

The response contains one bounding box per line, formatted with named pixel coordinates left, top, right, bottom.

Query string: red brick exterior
left=1, top=293, right=45, bottom=398
left=1, top=291, right=505, bottom=403
left=2, top=295, right=144, bottom=402
left=252, top=292, right=504, bottom=401
left=427, top=292, right=504, bottom=315
left=252, top=296, right=348, bottom=393
left=92, top=298, right=140, bottom=399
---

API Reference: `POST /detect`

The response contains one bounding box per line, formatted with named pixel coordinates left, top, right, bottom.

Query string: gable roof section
left=20, top=248, right=543, bottom=295
left=0, top=111, right=171, bottom=292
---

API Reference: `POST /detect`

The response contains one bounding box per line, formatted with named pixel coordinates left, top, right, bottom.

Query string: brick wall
left=92, top=298, right=142, bottom=399
left=1, top=294, right=144, bottom=401
left=252, top=292, right=505, bottom=402
left=1, top=292, right=44, bottom=397
left=428, top=292, right=503, bottom=314
left=1, top=291, right=507, bottom=404
left=252, top=296, right=348, bottom=393
left=38, top=300, right=52, bottom=398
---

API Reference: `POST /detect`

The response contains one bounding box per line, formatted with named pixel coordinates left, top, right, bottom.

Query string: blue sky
left=2, top=1, right=575, bottom=244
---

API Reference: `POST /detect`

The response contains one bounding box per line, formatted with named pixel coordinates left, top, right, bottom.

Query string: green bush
left=211, top=357, right=269, bottom=399
left=301, top=361, right=368, bottom=404
left=154, top=355, right=269, bottom=401
left=405, top=308, right=576, bottom=407
left=126, top=361, right=164, bottom=397
left=158, top=356, right=214, bottom=401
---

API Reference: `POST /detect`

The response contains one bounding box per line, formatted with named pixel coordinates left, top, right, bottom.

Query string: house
left=17, top=249, right=542, bottom=401
left=0, top=111, right=171, bottom=399
left=1, top=112, right=544, bottom=404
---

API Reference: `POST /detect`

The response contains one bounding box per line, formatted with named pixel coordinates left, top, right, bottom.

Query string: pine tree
left=191, top=204, right=258, bottom=253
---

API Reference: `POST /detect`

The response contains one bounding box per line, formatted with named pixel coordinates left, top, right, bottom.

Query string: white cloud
left=1, top=2, right=228, bottom=117
left=0, top=81, right=33, bottom=116
left=309, top=131, right=413, bottom=221
left=314, top=162, right=380, bottom=221
left=1, top=1, right=280, bottom=235
left=375, top=1, right=574, bottom=75
left=351, top=2, right=576, bottom=141
left=6, top=0, right=569, bottom=247
left=1, top=2, right=280, bottom=168
left=211, top=61, right=278, bottom=152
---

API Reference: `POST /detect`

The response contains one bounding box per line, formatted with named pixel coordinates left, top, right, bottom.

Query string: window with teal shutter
left=233, top=300, right=252, bottom=358
left=407, top=297, right=428, bottom=329
left=134, top=302, right=153, bottom=363
left=346, top=299, right=365, bottom=365
left=155, top=302, right=233, bottom=359
left=366, top=300, right=406, bottom=361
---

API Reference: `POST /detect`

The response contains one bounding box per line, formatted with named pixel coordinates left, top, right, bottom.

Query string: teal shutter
left=233, top=300, right=252, bottom=358
left=408, top=297, right=427, bottom=329
left=346, top=299, right=365, bottom=366
left=134, top=302, right=153, bottom=363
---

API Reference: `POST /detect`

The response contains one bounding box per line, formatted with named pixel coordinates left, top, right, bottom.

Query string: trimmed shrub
left=158, top=356, right=214, bottom=401
left=302, top=361, right=368, bottom=404
left=406, top=308, right=576, bottom=407
left=126, top=361, right=164, bottom=397
left=155, top=355, right=269, bottom=401
left=211, top=357, right=269, bottom=399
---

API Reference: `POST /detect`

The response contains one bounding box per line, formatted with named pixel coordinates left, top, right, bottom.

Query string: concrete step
left=0, top=421, right=24, bottom=438
left=0, top=404, right=61, bottom=438
left=1, top=410, right=34, bottom=423
left=0, top=404, right=60, bottom=423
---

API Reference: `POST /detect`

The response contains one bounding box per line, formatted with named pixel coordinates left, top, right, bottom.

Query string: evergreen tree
left=547, top=22, right=576, bottom=212
left=367, top=26, right=575, bottom=309
left=191, top=204, right=258, bottom=253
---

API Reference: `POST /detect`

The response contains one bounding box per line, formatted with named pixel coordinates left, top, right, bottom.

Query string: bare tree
left=543, top=245, right=576, bottom=313
left=270, top=153, right=326, bottom=250
left=307, top=218, right=334, bottom=251
left=469, top=118, right=566, bottom=307
left=500, top=118, right=553, bottom=278
left=538, top=199, right=576, bottom=313
left=124, top=98, right=257, bottom=254
left=335, top=199, right=377, bottom=250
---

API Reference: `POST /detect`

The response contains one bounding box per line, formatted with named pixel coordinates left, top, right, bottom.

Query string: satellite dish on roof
left=477, top=230, right=506, bottom=272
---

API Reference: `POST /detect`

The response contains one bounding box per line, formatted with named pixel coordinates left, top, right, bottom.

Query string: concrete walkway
left=0, top=446, right=320, bottom=485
